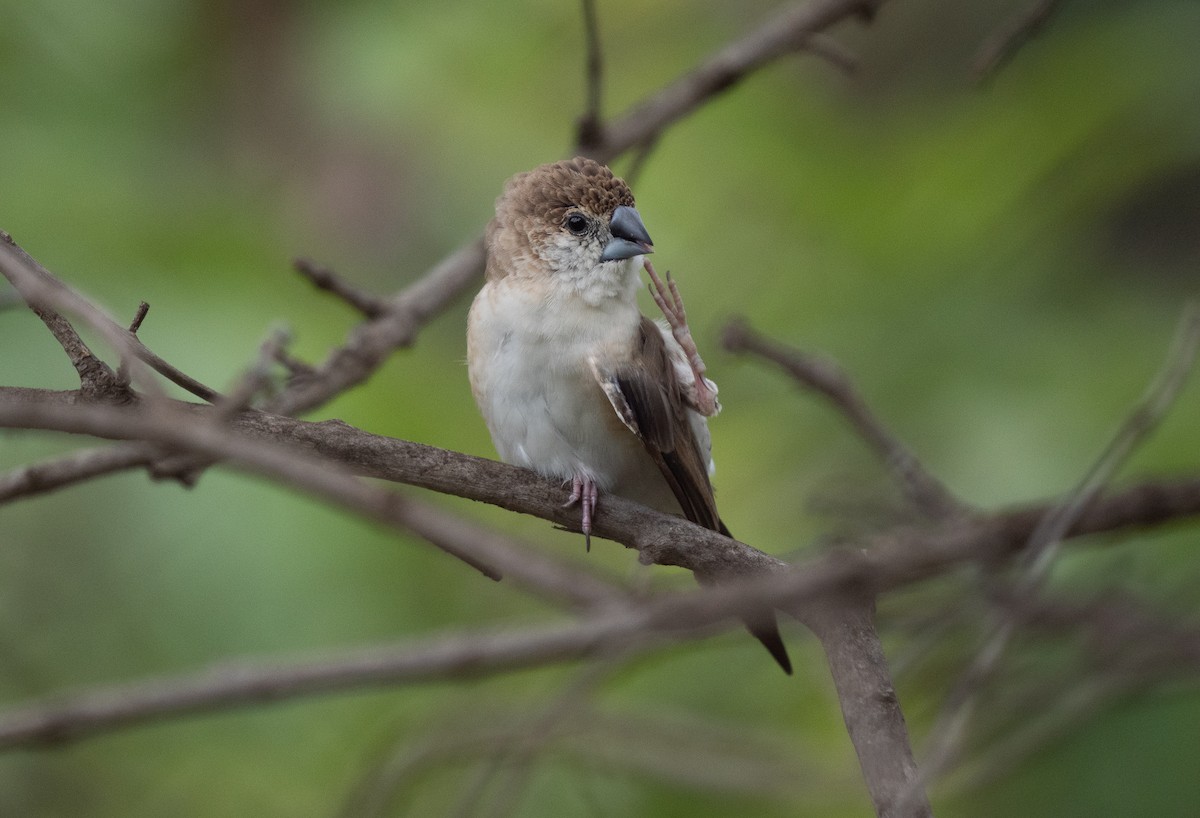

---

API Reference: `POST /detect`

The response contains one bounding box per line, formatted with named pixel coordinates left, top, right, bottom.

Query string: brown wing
left=593, top=316, right=793, bottom=674
left=594, top=316, right=721, bottom=530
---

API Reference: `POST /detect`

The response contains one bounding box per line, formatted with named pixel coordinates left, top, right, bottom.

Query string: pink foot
left=564, top=475, right=599, bottom=551
left=645, top=260, right=719, bottom=417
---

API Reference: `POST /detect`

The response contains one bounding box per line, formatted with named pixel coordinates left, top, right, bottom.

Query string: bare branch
left=127, top=333, right=222, bottom=402
left=0, top=609, right=676, bottom=752
left=4, top=386, right=1200, bottom=792
left=0, top=391, right=644, bottom=606
left=6, top=387, right=1200, bottom=602
left=723, top=317, right=962, bottom=518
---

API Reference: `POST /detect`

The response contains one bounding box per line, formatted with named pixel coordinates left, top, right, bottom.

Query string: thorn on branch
left=117, top=301, right=151, bottom=385
left=127, top=301, right=150, bottom=334
left=293, top=258, right=387, bottom=319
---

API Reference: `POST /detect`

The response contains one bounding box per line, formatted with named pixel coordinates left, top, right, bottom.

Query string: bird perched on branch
left=467, top=157, right=791, bottom=674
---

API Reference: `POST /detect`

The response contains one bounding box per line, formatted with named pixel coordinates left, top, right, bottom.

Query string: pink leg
left=564, top=474, right=599, bottom=551
left=645, top=259, right=719, bottom=417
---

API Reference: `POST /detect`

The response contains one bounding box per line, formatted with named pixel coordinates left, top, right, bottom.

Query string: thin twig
left=723, top=317, right=962, bottom=518
left=266, top=236, right=487, bottom=416
left=0, top=610, right=674, bottom=752
left=0, top=443, right=159, bottom=504
left=972, top=0, right=1065, bottom=81
left=293, top=258, right=387, bottom=318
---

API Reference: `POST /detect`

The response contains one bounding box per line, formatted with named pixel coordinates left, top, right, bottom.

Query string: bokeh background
left=3, top=0, right=1200, bottom=815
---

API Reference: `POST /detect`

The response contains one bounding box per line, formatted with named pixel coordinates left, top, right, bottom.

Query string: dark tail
left=744, top=611, right=793, bottom=675
left=717, top=520, right=792, bottom=674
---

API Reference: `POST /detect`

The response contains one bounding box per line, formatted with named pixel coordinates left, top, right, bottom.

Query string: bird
left=467, top=157, right=791, bottom=674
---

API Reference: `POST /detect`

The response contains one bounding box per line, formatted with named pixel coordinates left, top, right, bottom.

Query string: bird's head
left=486, top=157, right=653, bottom=304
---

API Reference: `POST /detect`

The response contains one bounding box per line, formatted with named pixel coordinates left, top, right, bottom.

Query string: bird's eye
left=564, top=213, right=589, bottom=235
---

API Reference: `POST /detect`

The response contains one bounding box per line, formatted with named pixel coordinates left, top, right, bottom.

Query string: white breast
left=467, top=270, right=679, bottom=510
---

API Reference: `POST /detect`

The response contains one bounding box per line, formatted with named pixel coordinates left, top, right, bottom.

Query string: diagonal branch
left=0, top=231, right=125, bottom=399
left=293, top=258, right=387, bottom=318
left=587, top=0, right=886, bottom=163
left=0, top=232, right=220, bottom=403
left=723, top=317, right=962, bottom=518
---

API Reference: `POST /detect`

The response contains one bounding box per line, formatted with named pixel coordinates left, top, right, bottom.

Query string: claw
left=645, top=260, right=720, bottom=417
left=564, top=475, right=599, bottom=551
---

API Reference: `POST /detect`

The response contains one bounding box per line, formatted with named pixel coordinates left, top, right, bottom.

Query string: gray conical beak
left=601, top=205, right=654, bottom=262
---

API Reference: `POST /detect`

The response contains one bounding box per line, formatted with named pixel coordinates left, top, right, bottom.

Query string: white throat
left=540, top=235, right=645, bottom=307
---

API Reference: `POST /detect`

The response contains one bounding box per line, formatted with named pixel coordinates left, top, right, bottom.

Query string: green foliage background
left=2, top=0, right=1199, bottom=815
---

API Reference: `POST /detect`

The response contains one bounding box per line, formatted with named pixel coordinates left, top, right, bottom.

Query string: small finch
left=467, top=157, right=790, bottom=673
